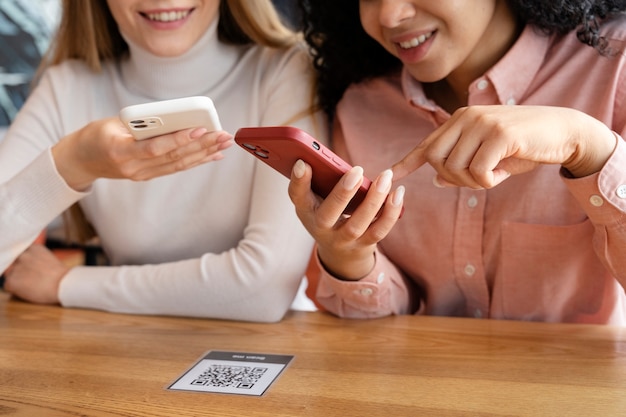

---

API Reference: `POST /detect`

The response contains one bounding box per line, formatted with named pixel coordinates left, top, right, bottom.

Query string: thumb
left=288, top=159, right=315, bottom=206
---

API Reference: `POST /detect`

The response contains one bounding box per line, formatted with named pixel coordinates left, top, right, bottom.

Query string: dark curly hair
left=298, top=0, right=626, bottom=116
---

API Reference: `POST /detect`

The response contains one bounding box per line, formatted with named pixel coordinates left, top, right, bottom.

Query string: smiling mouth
left=144, top=9, right=192, bottom=22
left=398, top=32, right=433, bottom=49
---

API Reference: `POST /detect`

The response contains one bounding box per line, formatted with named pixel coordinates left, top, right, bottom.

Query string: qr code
left=190, top=365, right=268, bottom=389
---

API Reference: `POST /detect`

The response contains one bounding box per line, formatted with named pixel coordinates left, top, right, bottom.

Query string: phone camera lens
left=254, top=150, right=269, bottom=159
left=312, top=141, right=321, bottom=150
left=242, top=143, right=256, bottom=150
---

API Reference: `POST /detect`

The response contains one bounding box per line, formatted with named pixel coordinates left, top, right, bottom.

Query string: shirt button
left=477, top=79, right=489, bottom=90
left=467, top=195, right=478, bottom=208
left=474, top=309, right=483, bottom=318
left=589, top=195, right=604, bottom=207
left=506, top=98, right=516, bottom=105
left=464, top=264, right=476, bottom=276
left=617, top=185, right=626, bottom=199
left=360, top=288, right=373, bottom=296
left=376, top=273, right=385, bottom=284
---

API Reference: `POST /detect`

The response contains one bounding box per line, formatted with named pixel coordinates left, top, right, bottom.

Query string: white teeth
left=147, top=10, right=189, bottom=22
left=398, top=32, right=432, bottom=49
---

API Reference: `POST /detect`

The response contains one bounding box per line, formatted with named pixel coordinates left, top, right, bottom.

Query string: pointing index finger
left=391, top=144, right=428, bottom=181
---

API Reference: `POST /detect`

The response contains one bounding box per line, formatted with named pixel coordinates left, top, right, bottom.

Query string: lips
left=143, top=9, right=192, bottom=23
left=389, top=29, right=436, bottom=65
left=397, top=31, right=434, bottom=50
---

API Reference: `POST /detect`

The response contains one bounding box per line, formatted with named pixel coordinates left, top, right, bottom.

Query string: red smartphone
left=234, top=126, right=371, bottom=215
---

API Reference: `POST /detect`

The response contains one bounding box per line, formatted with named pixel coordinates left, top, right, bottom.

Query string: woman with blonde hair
left=0, top=0, right=325, bottom=322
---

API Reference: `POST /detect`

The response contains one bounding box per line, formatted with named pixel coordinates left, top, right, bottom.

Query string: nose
left=378, top=0, right=416, bottom=27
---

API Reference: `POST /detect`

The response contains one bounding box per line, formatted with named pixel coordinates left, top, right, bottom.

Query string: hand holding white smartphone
left=119, top=96, right=222, bottom=140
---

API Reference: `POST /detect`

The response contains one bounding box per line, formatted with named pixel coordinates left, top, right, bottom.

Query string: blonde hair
left=40, top=0, right=299, bottom=74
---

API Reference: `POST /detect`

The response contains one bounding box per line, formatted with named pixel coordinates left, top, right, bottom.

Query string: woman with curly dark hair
left=290, top=0, right=626, bottom=324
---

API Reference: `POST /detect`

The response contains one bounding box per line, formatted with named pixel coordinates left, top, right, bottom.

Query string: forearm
left=317, top=246, right=376, bottom=281
left=59, top=170, right=316, bottom=322
left=51, top=130, right=99, bottom=191
left=562, top=114, right=618, bottom=178
left=59, top=241, right=312, bottom=322
left=0, top=151, right=85, bottom=272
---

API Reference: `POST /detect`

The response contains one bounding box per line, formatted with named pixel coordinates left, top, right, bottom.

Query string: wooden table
left=1, top=292, right=626, bottom=417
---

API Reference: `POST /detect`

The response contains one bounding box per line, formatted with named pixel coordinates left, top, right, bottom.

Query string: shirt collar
left=402, top=24, right=551, bottom=110
left=484, top=25, right=550, bottom=105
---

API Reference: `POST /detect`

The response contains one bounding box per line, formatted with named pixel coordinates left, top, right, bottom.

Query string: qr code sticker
left=168, top=351, right=293, bottom=396
left=190, top=365, right=268, bottom=389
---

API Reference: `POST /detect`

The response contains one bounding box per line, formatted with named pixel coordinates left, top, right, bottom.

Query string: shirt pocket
left=495, top=219, right=608, bottom=322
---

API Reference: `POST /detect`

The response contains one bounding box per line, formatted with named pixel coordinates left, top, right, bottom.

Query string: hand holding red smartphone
left=234, top=126, right=373, bottom=215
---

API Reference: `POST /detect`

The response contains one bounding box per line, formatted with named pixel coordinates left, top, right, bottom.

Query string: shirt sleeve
left=562, top=133, right=626, bottom=285
left=314, top=246, right=420, bottom=318
left=0, top=68, right=88, bottom=273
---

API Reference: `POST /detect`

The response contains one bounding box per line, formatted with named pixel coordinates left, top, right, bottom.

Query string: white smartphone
left=119, top=96, right=222, bottom=140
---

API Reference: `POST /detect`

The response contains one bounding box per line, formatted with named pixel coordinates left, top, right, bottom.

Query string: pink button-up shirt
left=315, top=22, right=626, bottom=324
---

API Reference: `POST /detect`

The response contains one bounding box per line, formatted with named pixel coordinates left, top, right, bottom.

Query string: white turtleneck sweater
left=0, top=18, right=326, bottom=322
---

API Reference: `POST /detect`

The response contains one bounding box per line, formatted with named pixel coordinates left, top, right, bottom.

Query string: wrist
left=317, top=247, right=376, bottom=281
left=563, top=122, right=617, bottom=178
left=52, top=134, right=96, bottom=191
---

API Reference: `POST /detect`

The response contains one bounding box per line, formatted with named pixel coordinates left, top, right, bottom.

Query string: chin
left=149, top=44, right=194, bottom=57
left=405, top=66, right=449, bottom=84
left=143, top=35, right=197, bottom=57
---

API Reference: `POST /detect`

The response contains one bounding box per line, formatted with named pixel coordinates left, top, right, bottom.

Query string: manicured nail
left=293, top=159, right=306, bottom=178
left=343, top=166, right=363, bottom=190
left=432, top=176, right=445, bottom=188
left=392, top=185, right=405, bottom=206
left=216, top=133, right=234, bottom=143
left=190, top=127, right=208, bottom=138
left=376, top=169, right=393, bottom=193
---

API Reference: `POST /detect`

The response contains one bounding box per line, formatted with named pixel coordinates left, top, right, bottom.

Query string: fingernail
left=392, top=185, right=405, bottom=206
left=216, top=133, right=234, bottom=143
left=432, top=176, right=445, bottom=188
left=376, top=169, right=393, bottom=193
left=293, top=159, right=306, bottom=178
left=343, top=166, right=363, bottom=190
left=190, top=127, right=208, bottom=138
